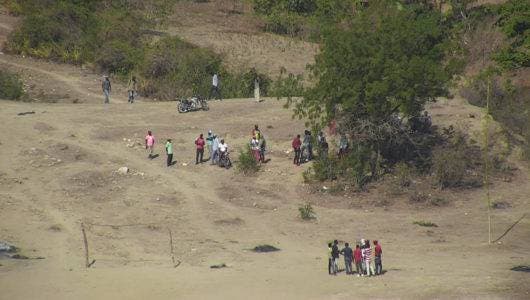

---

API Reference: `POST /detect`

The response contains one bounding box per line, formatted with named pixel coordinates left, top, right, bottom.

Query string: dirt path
left=0, top=99, right=528, bottom=299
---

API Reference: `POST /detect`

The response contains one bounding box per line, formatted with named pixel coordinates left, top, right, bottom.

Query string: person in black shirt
left=331, top=240, right=340, bottom=275
left=341, top=242, right=353, bottom=275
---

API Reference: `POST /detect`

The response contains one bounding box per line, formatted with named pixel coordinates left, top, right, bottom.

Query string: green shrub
left=270, top=68, right=304, bottom=98
left=0, top=70, right=24, bottom=100
left=236, top=144, right=260, bottom=174
left=413, top=220, right=438, bottom=227
left=298, top=202, right=316, bottom=220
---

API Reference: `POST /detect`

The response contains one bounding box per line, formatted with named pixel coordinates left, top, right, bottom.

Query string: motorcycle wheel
left=177, top=102, right=187, bottom=113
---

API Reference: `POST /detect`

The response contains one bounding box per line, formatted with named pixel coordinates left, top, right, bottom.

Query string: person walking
left=165, top=139, right=173, bottom=167
left=374, top=240, right=383, bottom=275
left=317, top=131, right=329, bottom=160
left=211, top=73, right=221, bottom=100
left=331, top=240, right=340, bottom=275
left=254, top=77, right=260, bottom=102
left=145, top=130, right=155, bottom=159
left=195, top=133, right=205, bottom=164
left=102, top=75, right=111, bottom=104
left=211, top=135, right=220, bottom=165
left=341, top=242, right=353, bottom=275
left=292, top=134, right=302, bottom=166
left=362, top=240, right=374, bottom=276
left=127, top=76, right=137, bottom=103
left=206, top=130, right=214, bottom=161
left=354, top=244, right=363, bottom=277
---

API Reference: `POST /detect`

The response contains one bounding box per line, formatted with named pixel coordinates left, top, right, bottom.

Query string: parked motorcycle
left=177, top=96, right=209, bottom=113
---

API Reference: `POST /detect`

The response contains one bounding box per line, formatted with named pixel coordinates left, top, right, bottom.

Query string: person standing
left=102, top=75, right=111, bottom=104
left=211, top=135, right=220, bottom=165
left=362, top=240, right=374, bottom=276
left=206, top=130, right=214, bottom=161
left=145, top=130, right=155, bottom=159
left=127, top=76, right=137, bottom=103
left=211, top=73, right=221, bottom=101
left=292, top=134, right=302, bottom=166
left=338, top=133, right=349, bottom=158
left=341, top=242, right=353, bottom=275
left=331, top=240, right=340, bottom=275
left=250, top=136, right=260, bottom=163
left=374, top=240, right=383, bottom=275
left=259, top=135, right=266, bottom=163
left=354, top=244, right=363, bottom=277
left=254, top=77, right=260, bottom=102
left=165, top=139, right=173, bottom=167
left=302, top=130, right=313, bottom=162
left=195, top=133, right=205, bottom=164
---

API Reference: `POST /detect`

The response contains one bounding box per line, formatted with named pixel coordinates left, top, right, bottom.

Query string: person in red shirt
left=292, top=134, right=302, bottom=166
left=374, top=240, right=383, bottom=275
left=195, top=133, right=205, bottom=164
left=353, top=244, right=363, bottom=277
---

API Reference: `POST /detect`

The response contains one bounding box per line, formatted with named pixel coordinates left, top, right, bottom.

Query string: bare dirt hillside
left=0, top=97, right=529, bottom=299
left=167, top=1, right=318, bottom=78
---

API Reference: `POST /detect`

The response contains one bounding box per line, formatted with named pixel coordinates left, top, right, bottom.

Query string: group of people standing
left=143, top=130, right=229, bottom=167
left=328, top=239, right=383, bottom=277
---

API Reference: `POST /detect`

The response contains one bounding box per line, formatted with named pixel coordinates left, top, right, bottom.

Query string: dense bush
left=270, top=68, right=304, bottom=98
left=0, top=70, right=24, bottom=100
left=493, top=0, right=530, bottom=69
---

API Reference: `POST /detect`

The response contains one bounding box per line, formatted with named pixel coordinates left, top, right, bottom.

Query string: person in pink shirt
left=145, top=130, right=155, bottom=159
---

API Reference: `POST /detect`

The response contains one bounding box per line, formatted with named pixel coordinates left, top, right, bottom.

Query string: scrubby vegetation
left=236, top=144, right=260, bottom=174
left=2, top=0, right=297, bottom=100
left=0, top=70, right=24, bottom=100
left=298, top=203, right=316, bottom=220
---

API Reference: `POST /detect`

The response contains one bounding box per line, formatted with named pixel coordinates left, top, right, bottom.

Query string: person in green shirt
left=165, top=139, right=173, bottom=167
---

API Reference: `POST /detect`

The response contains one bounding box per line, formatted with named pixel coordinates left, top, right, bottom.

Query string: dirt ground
left=1, top=4, right=529, bottom=299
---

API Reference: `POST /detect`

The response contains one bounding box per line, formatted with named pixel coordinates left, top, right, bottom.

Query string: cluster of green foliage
left=137, top=36, right=273, bottom=99
left=4, top=0, right=174, bottom=75
left=294, top=1, right=452, bottom=184
left=0, top=69, right=24, bottom=100
left=236, top=144, right=260, bottom=174
left=251, top=0, right=357, bottom=37
left=493, top=0, right=530, bottom=69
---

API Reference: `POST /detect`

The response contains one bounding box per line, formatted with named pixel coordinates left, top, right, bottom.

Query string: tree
left=292, top=1, right=452, bottom=177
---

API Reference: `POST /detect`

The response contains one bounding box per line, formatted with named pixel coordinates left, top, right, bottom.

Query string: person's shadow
left=149, top=154, right=160, bottom=159
left=170, top=161, right=177, bottom=166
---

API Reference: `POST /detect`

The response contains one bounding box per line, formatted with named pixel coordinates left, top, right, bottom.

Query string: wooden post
left=81, top=223, right=90, bottom=268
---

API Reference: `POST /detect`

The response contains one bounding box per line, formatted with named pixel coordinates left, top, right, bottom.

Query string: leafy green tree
left=292, top=1, right=453, bottom=176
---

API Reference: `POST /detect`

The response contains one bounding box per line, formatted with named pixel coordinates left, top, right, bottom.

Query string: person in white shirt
left=218, top=139, right=228, bottom=155
left=211, top=73, right=221, bottom=101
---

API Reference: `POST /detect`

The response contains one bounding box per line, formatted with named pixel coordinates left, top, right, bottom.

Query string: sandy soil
left=0, top=95, right=529, bottom=299
left=1, top=4, right=529, bottom=299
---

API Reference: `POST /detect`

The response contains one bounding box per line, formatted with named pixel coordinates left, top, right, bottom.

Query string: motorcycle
left=218, top=151, right=232, bottom=169
left=177, top=96, right=209, bottom=113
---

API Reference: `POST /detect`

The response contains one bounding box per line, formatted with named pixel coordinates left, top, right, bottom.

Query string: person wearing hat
left=206, top=130, right=214, bottom=161
left=102, top=75, right=111, bottom=104
left=165, top=139, right=173, bottom=167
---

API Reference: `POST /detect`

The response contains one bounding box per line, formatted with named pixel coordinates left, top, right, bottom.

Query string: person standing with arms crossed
left=165, top=139, right=173, bottom=167
left=102, top=75, right=111, bottom=104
